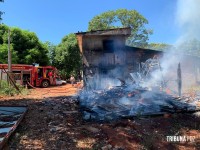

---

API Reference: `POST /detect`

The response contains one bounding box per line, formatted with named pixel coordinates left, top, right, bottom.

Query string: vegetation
left=45, top=41, right=56, bottom=66
left=54, top=33, right=81, bottom=79
left=88, top=9, right=153, bottom=48
left=0, top=24, right=49, bottom=65
left=145, top=43, right=174, bottom=51
left=0, top=80, right=29, bottom=96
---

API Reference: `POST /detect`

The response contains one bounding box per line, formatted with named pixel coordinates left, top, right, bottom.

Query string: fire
left=166, top=88, right=171, bottom=95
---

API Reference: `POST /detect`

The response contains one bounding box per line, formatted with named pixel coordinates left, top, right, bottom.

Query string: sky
left=0, top=0, right=181, bottom=45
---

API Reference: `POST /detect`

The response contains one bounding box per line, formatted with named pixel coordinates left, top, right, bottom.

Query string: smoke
left=176, top=0, right=200, bottom=44
left=146, top=0, right=200, bottom=92
left=139, top=0, right=200, bottom=93
left=143, top=54, right=182, bottom=92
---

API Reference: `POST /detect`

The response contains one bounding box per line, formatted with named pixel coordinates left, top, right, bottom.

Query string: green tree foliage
left=146, top=43, right=174, bottom=51
left=88, top=9, right=152, bottom=48
left=0, top=44, right=18, bottom=63
left=0, top=25, right=18, bottom=63
left=54, top=33, right=81, bottom=79
left=0, top=24, right=49, bottom=65
left=45, top=41, right=56, bottom=66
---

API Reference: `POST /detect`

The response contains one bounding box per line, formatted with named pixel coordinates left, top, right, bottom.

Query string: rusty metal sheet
left=0, top=106, right=27, bottom=149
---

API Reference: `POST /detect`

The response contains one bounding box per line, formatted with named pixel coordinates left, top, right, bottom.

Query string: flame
left=166, top=88, right=171, bottom=95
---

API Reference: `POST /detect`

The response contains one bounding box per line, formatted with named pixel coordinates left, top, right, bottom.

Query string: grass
left=0, top=80, right=29, bottom=96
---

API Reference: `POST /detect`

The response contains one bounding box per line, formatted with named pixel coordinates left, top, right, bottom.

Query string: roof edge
left=75, top=27, right=131, bottom=35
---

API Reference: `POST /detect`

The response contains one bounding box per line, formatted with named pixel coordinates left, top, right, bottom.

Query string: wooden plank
left=177, top=63, right=182, bottom=97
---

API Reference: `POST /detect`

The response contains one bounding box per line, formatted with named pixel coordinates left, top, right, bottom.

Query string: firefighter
left=48, top=70, right=53, bottom=85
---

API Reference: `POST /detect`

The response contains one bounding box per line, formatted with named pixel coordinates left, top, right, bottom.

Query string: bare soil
left=0, top=84, right=200, bottom=150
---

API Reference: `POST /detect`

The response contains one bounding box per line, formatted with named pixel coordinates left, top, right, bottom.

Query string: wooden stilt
left=177, top=63, right=182, bottom=97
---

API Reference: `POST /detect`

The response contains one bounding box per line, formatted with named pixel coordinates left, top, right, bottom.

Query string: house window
left=103, top=40, right=114, bottom=53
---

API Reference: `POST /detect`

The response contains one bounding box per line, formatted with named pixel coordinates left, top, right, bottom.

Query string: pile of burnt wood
left=78, top=85, right=200, bottom=121
left=79, top=57, right=200, bottom=121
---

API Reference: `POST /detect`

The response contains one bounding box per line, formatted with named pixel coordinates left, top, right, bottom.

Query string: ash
left=79, top=57, right=200, bottom=121
left=79, top=85, right=199, bottom=121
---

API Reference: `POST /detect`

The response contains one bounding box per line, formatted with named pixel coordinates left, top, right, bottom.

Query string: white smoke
left=144, top=54, right=181, bottom=90
left=143, top=0, right=200, bottom=93
left=176, top=0, right=200, bottom=44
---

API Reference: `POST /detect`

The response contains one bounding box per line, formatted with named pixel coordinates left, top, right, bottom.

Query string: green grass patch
left=0, top=80, right=29, bottom=96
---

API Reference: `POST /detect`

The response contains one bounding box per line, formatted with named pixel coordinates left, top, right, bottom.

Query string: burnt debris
left=78, top=57, right=200, bottom=121
left=79, top=86, right=200, bottom=121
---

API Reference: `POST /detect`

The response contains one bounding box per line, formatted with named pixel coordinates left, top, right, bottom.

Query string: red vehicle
left=0, top=64, right=58, bottom=88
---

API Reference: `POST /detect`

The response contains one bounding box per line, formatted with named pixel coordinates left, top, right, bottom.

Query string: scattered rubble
left=0, top=84, right=199, bottom=149
left=79, top=85, right=200, bottom=121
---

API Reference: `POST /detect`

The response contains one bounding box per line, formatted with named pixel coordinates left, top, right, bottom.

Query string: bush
left=0, top=80, right=29, bottom=96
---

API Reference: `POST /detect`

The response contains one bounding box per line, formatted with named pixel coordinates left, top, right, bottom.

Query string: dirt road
left=0, top=84, right=200, bottom=150
left=0, top=84, right=79, bottom=100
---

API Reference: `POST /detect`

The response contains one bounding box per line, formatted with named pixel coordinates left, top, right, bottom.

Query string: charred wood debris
left=78, top=58, right=200, bottom=121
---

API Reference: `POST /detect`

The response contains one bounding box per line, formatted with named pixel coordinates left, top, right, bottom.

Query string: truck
left=0, top=64, right=60, bottom=88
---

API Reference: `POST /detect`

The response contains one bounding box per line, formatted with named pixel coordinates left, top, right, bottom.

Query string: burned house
left=76, top=27, right=200, bottom=91
left=76, top=28, right=200, bottom=120
left=76, top=27, right=131, bottom=89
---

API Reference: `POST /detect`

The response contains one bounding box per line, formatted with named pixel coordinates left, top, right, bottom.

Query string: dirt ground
left=0, top=84, right=200, bottom=150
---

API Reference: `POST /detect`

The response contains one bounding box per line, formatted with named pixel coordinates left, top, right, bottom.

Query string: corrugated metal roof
left=0, top=106, right=27, bottom=149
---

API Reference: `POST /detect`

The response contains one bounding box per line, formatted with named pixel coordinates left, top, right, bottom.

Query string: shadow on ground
left=0, top=96, right=199, bottom=150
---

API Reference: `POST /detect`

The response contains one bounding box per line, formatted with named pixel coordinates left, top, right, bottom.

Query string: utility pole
left=8, top=29, right=12, bottom=73
left=7, top=28, right=12, bottom=93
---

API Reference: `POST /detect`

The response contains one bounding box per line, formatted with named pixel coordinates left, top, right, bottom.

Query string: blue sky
left=1, top=0, right=180, bottom=45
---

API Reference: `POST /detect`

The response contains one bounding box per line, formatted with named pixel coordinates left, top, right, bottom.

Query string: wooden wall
left=77, top=32, right=200, bottom=90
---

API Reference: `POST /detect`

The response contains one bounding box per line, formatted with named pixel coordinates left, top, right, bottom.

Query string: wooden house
left=76, top=28, right=200, bottom=90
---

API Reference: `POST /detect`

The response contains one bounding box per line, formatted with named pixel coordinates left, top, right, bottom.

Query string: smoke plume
left=142, top=0, right=200, bottom=93
left=176, top=0, right=200, bottom=43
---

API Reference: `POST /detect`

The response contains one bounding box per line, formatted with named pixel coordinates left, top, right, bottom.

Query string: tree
left=0, top=25, right=19, bottom=63
left=146, top=43, right=174, bottom=51
left=88, top=9, right=152, bottom=48
left=11, top=27, right=49, bottom=65
left=0, top=24, right=49, bottom=65
left=54, top=33, right=81, bottom=79
left=0, top=43, right=18, bottom=63
left=45, top=41, right=56, bottom=66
